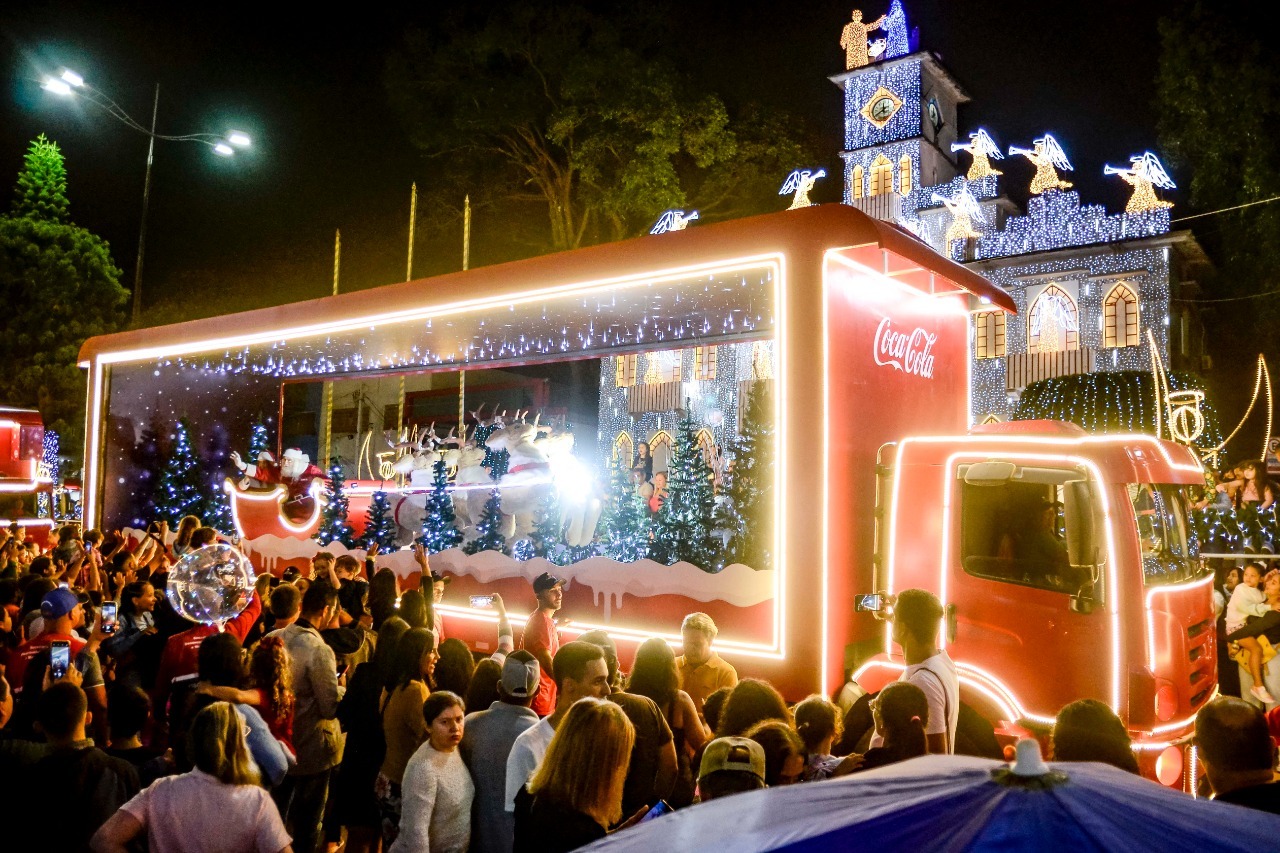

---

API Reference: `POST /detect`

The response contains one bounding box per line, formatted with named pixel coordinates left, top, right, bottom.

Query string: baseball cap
left=40, top=588, right=79, bottom=620
left=501, top=654, right=540, bottom=698
left=699, top=737, right=765, bottom=782
left=532, top=572, right=565, bottom=595
left=430, top=572, right=451, bottom=585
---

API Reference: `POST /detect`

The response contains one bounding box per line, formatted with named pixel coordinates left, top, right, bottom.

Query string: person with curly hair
left=197, top=635, right=296, bottom=755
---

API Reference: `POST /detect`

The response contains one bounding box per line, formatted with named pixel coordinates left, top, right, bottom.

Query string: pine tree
left=362, top=490, right=399, bottom=552
left=474, top=422, right=510, bottom=481
left=601, top=461, right=650, bottom=562
left=317, top=460, right=356, bottom=547
left=419, top=459, right=463, bottom=553
left=529, top=488, right=564, bottom=561
left=248, top=422, right=271, bottom=458
left=155, top=420, right=205, bottom=525
left=13, top=134, right=69, bottom=223
left=715, top=380, right=774, bottom=570
left=130, top=414, right=167, bottom=528
left=650, top=405, right=716, bottom=567
left=463, top=489, right=508, bottom=555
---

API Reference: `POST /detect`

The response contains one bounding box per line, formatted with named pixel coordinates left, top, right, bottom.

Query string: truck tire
left=833, top=692, right=1001, bottom=759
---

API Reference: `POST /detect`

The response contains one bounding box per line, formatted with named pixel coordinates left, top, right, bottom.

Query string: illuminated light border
left=1144, top=573, right=1215, bottom=680
left=0, top=517, right=55, bottom=527
left=903, top=431, right=1202, bottom=476
left=223, top=478, right=326, bottom=537
left=884, top=441, right=1124, bottom=715
left=850, top=658, right=1028, bottom=725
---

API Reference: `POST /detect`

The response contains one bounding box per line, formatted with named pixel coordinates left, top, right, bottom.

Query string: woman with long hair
left=715, top=678, right=791, bottom=737
left=101, top=580, right=162, bottom=688
left=852, top=681, right=930, bottom=773
left=333, top=616, right=409, bottom=853
left=393, top=691, right=474, bottom=852
left=377, top=627, right=439, bottom=848
left=197, top=635, right=296, bottom=754
left=463, top=658, right=504, bottom=713
left=369, top=567, right=401, bottom=631
left=397, top=589, right=431, bottom=632
left=745, top=720, right=806, bottom=785
left=1234, top=461, right=1277, bottom=512
left=627, top=637, right=709, bottom=805
left=794, top=694, right=844, bottom=781
left=91, top=702, right=292, bottom=853
left=514, top=698, right=636, bottom=853
left=172, top=515, right=202, bottom=557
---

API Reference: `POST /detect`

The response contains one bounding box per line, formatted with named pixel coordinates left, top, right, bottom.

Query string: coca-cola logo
left=873, top=317, right=937, bottom=379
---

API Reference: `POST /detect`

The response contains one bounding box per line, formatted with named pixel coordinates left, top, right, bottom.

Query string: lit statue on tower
left=931, top=186, right=984, bottom=246
left=950, top=129, right=1004, bottom=180
left=780, top=169, right=826, bottom=209
left=1008, top=133, right=1074, bottom=194
left=840, top=9, right=887, bottom=69
left=1105, top=151, right=1176, bottom=214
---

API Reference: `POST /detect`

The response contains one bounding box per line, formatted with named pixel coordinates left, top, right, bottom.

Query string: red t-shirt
left=6, top=631, right=87, bottom=692
left=521, top=610, right=559, bottom=716
left=252, top=686, right=295, bottom=753
left=154, top=593, right=262, bottom=710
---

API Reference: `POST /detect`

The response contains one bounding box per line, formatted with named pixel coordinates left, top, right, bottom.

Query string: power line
left=1172, top=194, right=1280, bottom=223
left=1173, top=289, right=1280, bottom=303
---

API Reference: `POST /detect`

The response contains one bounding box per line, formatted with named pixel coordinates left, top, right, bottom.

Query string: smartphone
left=469, top=595, right=494, bottom=608
left=639, top=801, right=672, bottom=823
left=336, top=661, right=349, bottom=677
left=50, top=640, right=71, bottom=680
left=101, top=601, right=118, bottom=635
left=854, top=593, right=883, bottom=612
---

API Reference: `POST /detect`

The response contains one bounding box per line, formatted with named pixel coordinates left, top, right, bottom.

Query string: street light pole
left=131, top=84, right=159, bottom=325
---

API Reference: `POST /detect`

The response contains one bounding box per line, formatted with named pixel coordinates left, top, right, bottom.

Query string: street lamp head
left=60, top=69, right=85, bottom=88
left=227, top=130, right=251, bottom=148
left=212, top=142, right=235, bottom=157
left=42, top=77, right=74, bottom=97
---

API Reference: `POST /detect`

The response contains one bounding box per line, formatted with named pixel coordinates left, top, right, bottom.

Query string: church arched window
left=615, top=354, right=637, bottom=388
left=974, top=311, right=1006, bottom=359
left=869, top=155, right=894, bottom=197
left=613, top=432, right=633, bottom=466
left=1027, top=285, right=1079, bottom=353
left=852, top=165, right=864, bottom=199
left=1103, top=283, right=1139, bottom=348
left=898, top=155, right=912, bottom=195
left=649, top=430, right=673, bottom=473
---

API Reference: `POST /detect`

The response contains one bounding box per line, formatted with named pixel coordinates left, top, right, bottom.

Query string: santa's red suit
left=239, top=448, right=324, bottom=519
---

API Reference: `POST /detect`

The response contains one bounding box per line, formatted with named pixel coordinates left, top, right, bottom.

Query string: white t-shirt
left=870, top=651, right=960, bottom=754
left=504, top=718, right=554, bottom=812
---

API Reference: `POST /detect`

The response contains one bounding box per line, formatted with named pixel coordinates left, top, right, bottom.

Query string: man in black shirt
left=1196, top=697, right=1280, bottom=814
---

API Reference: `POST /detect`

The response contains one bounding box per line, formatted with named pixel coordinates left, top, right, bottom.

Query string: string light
left=780, top=168, right=826, bottom=209
left=650, top=210, right=699, bottom=234
left=1106, top=152, right=1177, bottom=214
left=951, top=129, right=1004, bottom=180
left=838, top=58, right=923, bottom=151
left=1009, top=133, right=1074, bottom=195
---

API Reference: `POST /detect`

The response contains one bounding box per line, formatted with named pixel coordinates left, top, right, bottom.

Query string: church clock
left=860, top=86, right=903, bottom=129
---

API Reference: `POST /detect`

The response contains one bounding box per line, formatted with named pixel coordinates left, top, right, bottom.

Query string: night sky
left=1, top=0, right=1170, bottom=315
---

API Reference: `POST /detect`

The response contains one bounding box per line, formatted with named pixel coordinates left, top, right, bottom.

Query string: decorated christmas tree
left=419, top=459, right=463, bottom=553
left=463, top=489, right=508, bottom=555
left=600, top=460, right=651, bottom=562
left=529, top=488, right=565, bottom=562
left=199, top=421, right=235, bottom=534
left=130, top=414, right=167, bottom=528
left=361, top=489, right=399, bottom=552
left=474, top=421, right=510, bottom=481
left=651, top=405, right=716, bottom=568
left=715, top=379, right=774, bottom=570
left=317, top=460, right=356, bottom=548
left=248, top=421, right=271, bottom=458
left=155, top=420, right=205, bottom=525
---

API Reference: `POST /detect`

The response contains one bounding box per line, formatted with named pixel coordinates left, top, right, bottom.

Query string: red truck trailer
left=0, top=406, right=56, bottom=539
left=78, top=205, right=1211, bottom=788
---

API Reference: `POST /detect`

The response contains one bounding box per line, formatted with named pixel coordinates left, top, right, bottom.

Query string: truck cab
left=855, top=419, right=1213, bottom=790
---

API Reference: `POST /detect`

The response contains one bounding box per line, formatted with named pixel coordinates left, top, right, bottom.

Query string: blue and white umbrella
left=582, top=742, right=1280, bottom=852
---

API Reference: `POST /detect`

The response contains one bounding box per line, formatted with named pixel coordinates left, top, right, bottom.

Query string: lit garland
left=38, top=431, right=60, bottom=519
left=839, top=57, right=924, bottom=151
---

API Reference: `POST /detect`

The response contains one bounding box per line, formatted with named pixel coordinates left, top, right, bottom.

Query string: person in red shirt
left=152, top=590, right=262, bottom=733
left=521, top=573, right=567, bottom=717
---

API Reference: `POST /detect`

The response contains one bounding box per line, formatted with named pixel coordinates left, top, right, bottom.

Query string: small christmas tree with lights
left=130, top=414, right=167, bottom=528
left=529, top=488, right=564, bottom=561
left=715, top=380, right=774, bottom=570
left=419, top=459, right=463, bottom=553
left=463, top=489, right=508, bottom=555
left=600, top=460, right=651, bottom=562
left=155, top=420, right=205, bottom=525
left=650, top=404, right=716, bottom=568
left=248, top=421, right=271, bottom=458
left=317, top=460, right=356, bottom=547
left=361, top=489, right=399, bottom=552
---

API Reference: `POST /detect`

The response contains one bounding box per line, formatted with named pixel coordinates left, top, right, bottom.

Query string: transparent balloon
left=165, top=544, right=256, bottom=626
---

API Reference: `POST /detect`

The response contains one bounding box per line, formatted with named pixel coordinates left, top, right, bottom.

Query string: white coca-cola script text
left=873, top=317, right=937, bottom=379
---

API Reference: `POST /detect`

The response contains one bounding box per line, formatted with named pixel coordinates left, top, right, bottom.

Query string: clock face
left=860, top=86, right=903, bottom=129
left=927, top=98, right=942, bottom=131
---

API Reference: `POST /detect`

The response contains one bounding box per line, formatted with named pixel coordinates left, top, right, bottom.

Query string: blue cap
left=40, top=588, right=79, bottom=620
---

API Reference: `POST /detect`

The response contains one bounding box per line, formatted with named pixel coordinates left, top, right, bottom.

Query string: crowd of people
left=1, top=516, right=1278, bottom=853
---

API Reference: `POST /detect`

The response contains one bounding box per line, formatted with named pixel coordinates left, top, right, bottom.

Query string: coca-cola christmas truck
left=0, top=406, right=58, bottom=540
left=78, top=204, right=1210, bottom=787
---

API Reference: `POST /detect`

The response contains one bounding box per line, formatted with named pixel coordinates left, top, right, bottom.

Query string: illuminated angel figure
left=1008, top=133, right=1074, bottom=195
left=930, top=187, right=984, bottom=245
left=1028, top=291, right=1078, bottom=353
left=780, top=169, right=826, bottom=209
left=950, top=129, right=1004, bottom=180
left=840, top=9, right=887, bottom=69
left=650, top=209, right=699, bottom=235
left=1105, top=151, right=1176, bottom=214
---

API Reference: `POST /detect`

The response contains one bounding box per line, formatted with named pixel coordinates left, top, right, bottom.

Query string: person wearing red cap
left=521, top=573, right=566, bottom=717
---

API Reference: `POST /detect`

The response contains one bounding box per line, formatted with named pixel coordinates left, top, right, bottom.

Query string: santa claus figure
left=231, top=447, right=325, bottom=520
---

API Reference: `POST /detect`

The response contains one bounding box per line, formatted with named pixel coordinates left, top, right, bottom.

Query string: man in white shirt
left=888, top=588, right=959, bottom=754
left=503, top=641, right=611, bottom=811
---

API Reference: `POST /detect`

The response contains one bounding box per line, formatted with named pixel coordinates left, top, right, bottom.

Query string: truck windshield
left=1128, top=484, right=1200, bottom=586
